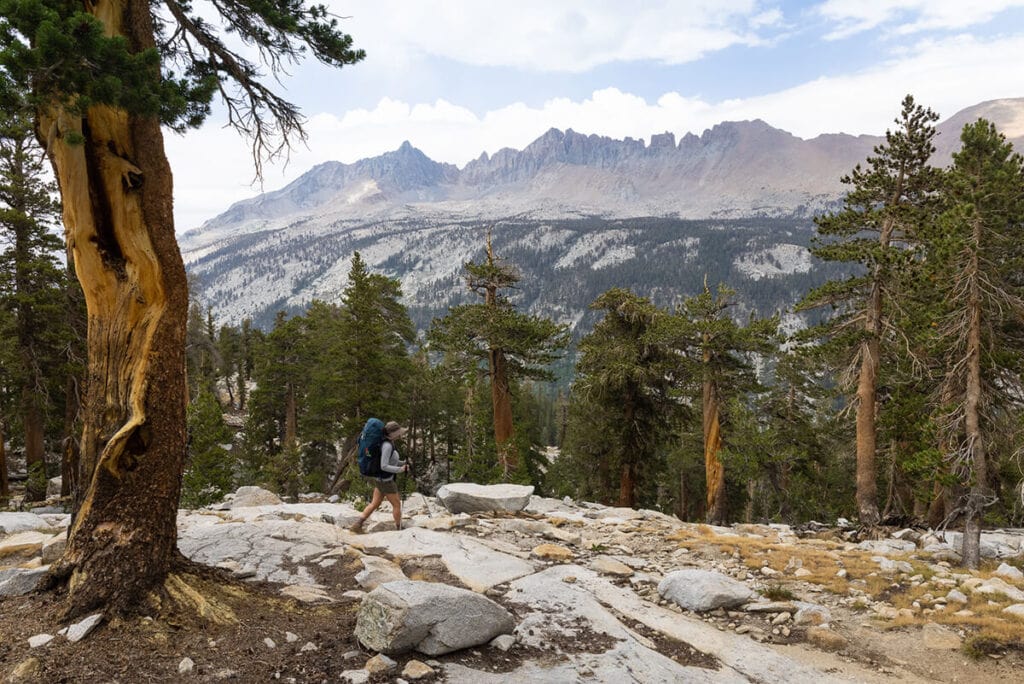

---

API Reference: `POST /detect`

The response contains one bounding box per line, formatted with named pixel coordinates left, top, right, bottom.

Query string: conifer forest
left=3, top=95, right=1024, bottom=573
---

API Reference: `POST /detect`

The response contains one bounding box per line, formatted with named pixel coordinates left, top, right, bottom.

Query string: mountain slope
left=180, top=99, right=1024, bottom=330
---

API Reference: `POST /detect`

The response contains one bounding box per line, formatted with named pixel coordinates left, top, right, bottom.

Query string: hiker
left=350, top=421, right=409, bottom=533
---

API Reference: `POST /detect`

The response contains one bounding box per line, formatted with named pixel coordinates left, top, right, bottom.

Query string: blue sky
left=168, top=0, right=1024, bottom=231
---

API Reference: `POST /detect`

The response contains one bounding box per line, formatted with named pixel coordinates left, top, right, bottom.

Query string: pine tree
left=333, top=252, right=415, bottom=435
left=670, top=283, right=777, bottom=524
left=0, top=0, right=363, bottom=617
left=182, top=386, right=234, bottom=508
left=565, top=288, right=679, bottom=507
left=0, top=106, right=66, bottom=502
left=799, top=95, right=941, bottom=526
left=429, top=236, right=568, bottom=479
left=924, top=120, right=1024, bottom=568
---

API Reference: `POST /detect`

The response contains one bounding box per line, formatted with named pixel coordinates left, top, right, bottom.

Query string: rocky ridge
left=2, top=486, right=1024, bottom=682
left=180, top=99, right=1024, bottom=330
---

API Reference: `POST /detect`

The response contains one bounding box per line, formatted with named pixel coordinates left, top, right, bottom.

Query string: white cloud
left=334, top=0, right=783, bottom=72
left=168, top=32, right=1024, bottom=232
left=816, top=0, right=1024, bottom=40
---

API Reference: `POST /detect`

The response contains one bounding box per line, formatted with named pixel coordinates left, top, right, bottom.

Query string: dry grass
left=662, top=522, right=1024, bottom=652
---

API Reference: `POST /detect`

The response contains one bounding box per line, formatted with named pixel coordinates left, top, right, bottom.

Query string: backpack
left=357, top=418, right=387, bottom=477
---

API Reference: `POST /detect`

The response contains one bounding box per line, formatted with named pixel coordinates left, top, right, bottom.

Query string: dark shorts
left=363, top=475, right=398, bottom=495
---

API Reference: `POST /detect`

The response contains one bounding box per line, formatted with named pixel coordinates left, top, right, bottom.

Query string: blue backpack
left=357, top=418, right=386, bottom=477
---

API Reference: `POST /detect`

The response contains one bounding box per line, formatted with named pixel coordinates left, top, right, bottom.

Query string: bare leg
left=352, top=487, right=383, bottom=531
left=384, top=492, right=402, bottom=529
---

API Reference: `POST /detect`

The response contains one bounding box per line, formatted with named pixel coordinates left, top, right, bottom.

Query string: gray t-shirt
left=378, top=440, right=406, bottom=480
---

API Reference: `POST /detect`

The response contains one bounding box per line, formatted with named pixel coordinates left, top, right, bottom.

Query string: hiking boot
left=349, top=518, right=365, bottom=534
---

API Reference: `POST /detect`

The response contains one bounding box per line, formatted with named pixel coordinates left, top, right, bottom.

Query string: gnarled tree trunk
left=703, top=374, right=726, bottom=525
left=38, top=0, right=188, bottom=620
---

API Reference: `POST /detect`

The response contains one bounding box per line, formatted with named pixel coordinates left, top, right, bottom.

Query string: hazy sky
left=166, top=0, right=1024, bottom=232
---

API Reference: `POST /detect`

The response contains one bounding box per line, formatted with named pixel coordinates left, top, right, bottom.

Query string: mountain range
left=181, top=98, right=1024, bottom=332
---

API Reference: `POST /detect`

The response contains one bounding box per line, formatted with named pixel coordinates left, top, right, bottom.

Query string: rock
left=285, top=631, right=299, bottom=643
left=742, top=601, right=797, bottom=614
left=264, top=637, right=276, bottom=648
left=46, top=476, right=63, bottom=498
left=28, top=634, right=54, bottom=648
left=300, top=642, right=318, bottom=652
left=793, top=603, right=832, bottom=626
left=226, top=486, right=282, bottom=508
left=995, top=563, right=1024, bottom=581
left=8, top=657, right=42, bottom=683
left=0, top=567, right=48, bottom=597
left=531, top=543, right=574, bottom=562
left=490, top=634, right=516, bottom=651
left=503, top=564, right=831, bottom=683
left=0, top=530, right=52, bottom=560
left=348, top=528, right=535, bottom=592
left=873, top=557, right=914, bottom=574
left=806, top=626, right=847, bottom=652
left=365, top=653, right=397, bottom=674
left=40, top=534, right=66, bottom=564
left=771, top=612, right=792, bottom=626
left=794, top=568, right=813, bottom=578
left=593, top=507, right=645, bottom=521
left=280, top=585, right=333, bottom=604
left=658, top=569, right=755, bottom=612
left=589, top=556, right=634, bottom=577
left=436, top=483, right=534, bottom=514
left=966, top=577, right=1024, bottom=602
left=522, top=495, right=577, bottom=515
left=401, top=660, right=435, bottom=680
left=857, top=539, right=916, bottom=555
left=340, top=670, right=370, bottom=684
left=66, top=613, right=103, bottom=642
left=922, top=623, right=962, bottom=649
left=355, top=580, right=514, bottom=655
left=1002, top=603, right=1024, bottom=618
left=874, top=606, right=899, bottom=620
left=356, top=556, right=407, bottom=590
left=178, top=657, right=195, bottom=674
left=946, top=589, right=968, bottom=603
left=928, top=548, right=963, bottom=564
left=0, top=512, right=54, bottom=535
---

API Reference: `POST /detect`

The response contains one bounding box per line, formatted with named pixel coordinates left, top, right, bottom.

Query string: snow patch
left=733, top=244, right=812, bottom=280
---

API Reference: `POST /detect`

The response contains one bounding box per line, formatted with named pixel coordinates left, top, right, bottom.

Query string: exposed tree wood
left=37, top=0, right=188, bottom=620
left=703, top=345, right=726, bottom=524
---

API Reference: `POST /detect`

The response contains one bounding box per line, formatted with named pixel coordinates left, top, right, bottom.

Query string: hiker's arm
left=379, top=441, right=406, bottom=473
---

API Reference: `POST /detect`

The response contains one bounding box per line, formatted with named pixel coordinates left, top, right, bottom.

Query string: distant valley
left=181, top=98, right=1024, bottom=333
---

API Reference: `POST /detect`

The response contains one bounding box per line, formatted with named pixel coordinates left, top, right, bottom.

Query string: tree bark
left=21, top=384, right=47, bottom=501
left=961, top=219, right=986, bottom=570
left=854, top=329, right=881, bottom=526
left=284, top=382, right=298, bottom=449
left=0, top=419, right=8, bottom=501
left=61, top=373, right=82, bottom=499
left=703, top=370, right=727, bottom=525
left=618, top=461, right=636, bottom=508
left=38, top=0, right=188, bottom=620
left=490, top=348, right=516, bottom=476
left=677, top=464, right=688, bottom=521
